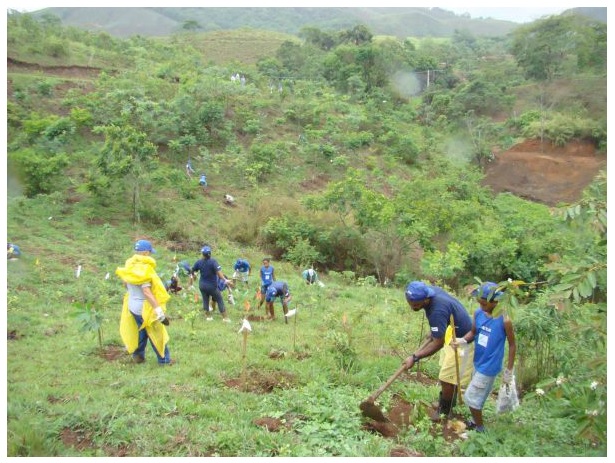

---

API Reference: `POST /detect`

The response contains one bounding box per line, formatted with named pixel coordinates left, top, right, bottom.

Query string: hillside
left=34, top=6, right=521, bottom=38
left=5, top=12, right=607, bottom=458
left=24, top=6, right=607, bottom=39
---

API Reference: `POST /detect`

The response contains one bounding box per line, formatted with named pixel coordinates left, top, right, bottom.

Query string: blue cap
left=472, top=282, right=504, bottom=302
left=134, top=239, right=156, bottom=253
left=405, top=281, right=435, bottom=302
left=265, top=285, right=277, bottom=302
left=201, top=246, right=211, bottom=255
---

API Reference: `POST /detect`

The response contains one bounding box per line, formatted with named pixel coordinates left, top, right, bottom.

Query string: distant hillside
left=565, top=7, right=607, bottom=23
left=33, top=6, right=522, bottom=38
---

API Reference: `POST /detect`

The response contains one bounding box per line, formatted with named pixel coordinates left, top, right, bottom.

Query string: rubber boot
left=430, top=392, right=453, bottom=422
left=439, top=397, right=453, bottom=416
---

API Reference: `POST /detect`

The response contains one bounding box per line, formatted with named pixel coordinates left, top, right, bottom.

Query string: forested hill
left=29, top=6, right=524, bottom=38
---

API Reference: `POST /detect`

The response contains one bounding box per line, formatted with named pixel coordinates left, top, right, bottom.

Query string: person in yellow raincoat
left=116, top=239, right=173, bottom=365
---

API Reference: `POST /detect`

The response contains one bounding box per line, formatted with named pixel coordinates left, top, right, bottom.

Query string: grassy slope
left=5, top=27, right=606, bottom=457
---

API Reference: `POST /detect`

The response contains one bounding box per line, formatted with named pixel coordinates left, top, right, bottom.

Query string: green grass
left=6, top=191, right=605, bottom=457
left=5, top=18, right=606, bottom=457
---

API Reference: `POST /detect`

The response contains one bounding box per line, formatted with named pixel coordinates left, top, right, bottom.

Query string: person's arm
left=142, top=285, right=159, bottom=309
left=189, top=262, right=198, bottom=287
left=142, top=285, right=167, bottom=323
left=217, top=270, right=231, bottom=286
left=455, top=311, right=477, bottom=346
left=403, top=335, right=444, bottom=369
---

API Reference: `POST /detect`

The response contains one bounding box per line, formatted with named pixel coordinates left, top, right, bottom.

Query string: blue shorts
left=464, top=371, right=496, bottom=410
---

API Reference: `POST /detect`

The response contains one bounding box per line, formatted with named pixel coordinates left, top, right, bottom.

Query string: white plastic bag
left=496, top=375, right=519, bottom=413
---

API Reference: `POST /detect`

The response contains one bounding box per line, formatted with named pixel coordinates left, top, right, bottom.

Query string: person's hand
left=451, top=337, right=467, bottom=349
left=154, top=307, right=166, bottom=323
left=402, top=354, right=419, bottom=370
left=502, top=368, right=513, bottom=384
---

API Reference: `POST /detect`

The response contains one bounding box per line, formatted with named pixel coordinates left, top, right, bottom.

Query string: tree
left=510, top=15, right=602, bottom=81
left=182, top=20, right=201, bottom=31
left=299, top=26, right=338, bottom=51
left=339, top=25, right=373, bottom=46
left=93, top=124, right=159, bottom=223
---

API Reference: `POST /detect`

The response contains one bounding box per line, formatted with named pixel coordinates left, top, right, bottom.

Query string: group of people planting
left=117, top=239, right=516, bottom=433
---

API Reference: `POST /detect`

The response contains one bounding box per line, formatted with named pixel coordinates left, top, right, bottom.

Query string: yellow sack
left=116, top=255, right=170, bottom=356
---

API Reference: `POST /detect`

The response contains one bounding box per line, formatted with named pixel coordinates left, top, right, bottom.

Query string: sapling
left=73, top=301, right=104, bottom=350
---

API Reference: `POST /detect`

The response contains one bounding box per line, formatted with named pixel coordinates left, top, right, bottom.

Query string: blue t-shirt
left=176, top=260, right=191, bottom=276
left=266, top=281, right=289, bottom=301
left=260, top=265, right=274, bottom=285
left=7, top=243, right=21, bottom=257
left=191, top=257, right=221, bottom=286
left=424, top=287, right=472, bottom=340
left=473, top=308, right=507, bottom=376
left=234, top=259, right=250, bottom=272
left=217, top=276, right=229, bottom=292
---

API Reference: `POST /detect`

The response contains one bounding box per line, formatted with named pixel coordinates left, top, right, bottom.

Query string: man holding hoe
left=402, top=281, right=475, bottom=419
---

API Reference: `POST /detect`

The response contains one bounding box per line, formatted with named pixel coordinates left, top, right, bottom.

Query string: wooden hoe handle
left=367, top=364, right=407, bottom=403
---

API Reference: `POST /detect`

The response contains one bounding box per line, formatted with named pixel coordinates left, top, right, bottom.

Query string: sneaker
left=159, top=359, right=176, bottom=366
left=133, top=354, right=145, bottom=364
left=206, top=317, right=214, bottom=321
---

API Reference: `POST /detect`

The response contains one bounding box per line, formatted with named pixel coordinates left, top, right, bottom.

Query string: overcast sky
left=5, top=3, right=589, bottom=24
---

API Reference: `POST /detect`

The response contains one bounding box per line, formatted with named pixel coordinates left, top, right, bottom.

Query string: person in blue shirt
left=265, top=280, right=291, bottom=322
left=175, top=260, right=191, bottom=278
left=455, top=282, right=516, bottom=433
left=232, top=258, right=251, bottom=287
left=211, top=274, right=236, bottom=311
left=257, top=258, right=275, bottom=312
left=199, top=173, right=207, bottom=190
left=7, top=243, right=21, bottom=259
left=401, top=281, right=474, bottom=419
left=189, top=245, right=231, bottom=322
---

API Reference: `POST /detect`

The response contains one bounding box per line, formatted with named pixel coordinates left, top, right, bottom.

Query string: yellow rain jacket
left=116, top=254, right=170, bottom=357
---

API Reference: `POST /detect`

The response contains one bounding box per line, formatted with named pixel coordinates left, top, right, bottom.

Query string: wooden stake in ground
left=285, top=307, right=298, bottom=350
left=450, top=314, right=463, bottom=406
left=238, top=319, right=252, bottom=392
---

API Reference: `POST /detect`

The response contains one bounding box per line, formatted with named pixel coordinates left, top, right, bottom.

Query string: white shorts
left=233, top=270, right=249, bottom=282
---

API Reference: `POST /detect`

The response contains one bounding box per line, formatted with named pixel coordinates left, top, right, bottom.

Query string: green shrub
left=9, top=148, right=70, bottom=197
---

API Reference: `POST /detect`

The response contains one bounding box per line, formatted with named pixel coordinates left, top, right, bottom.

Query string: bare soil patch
left=483, top=139, right=606, bottom=205
left=99, top=344, right=126, bottom=361
left=7, top=57, right=106, bottom=80
left=60, top=427, right=95, bottom=452
left=224, top=368, right=297, bottom=393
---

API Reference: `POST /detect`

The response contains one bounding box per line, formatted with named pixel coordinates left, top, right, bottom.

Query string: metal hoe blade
left=359, top=400, right=390, bottom=423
